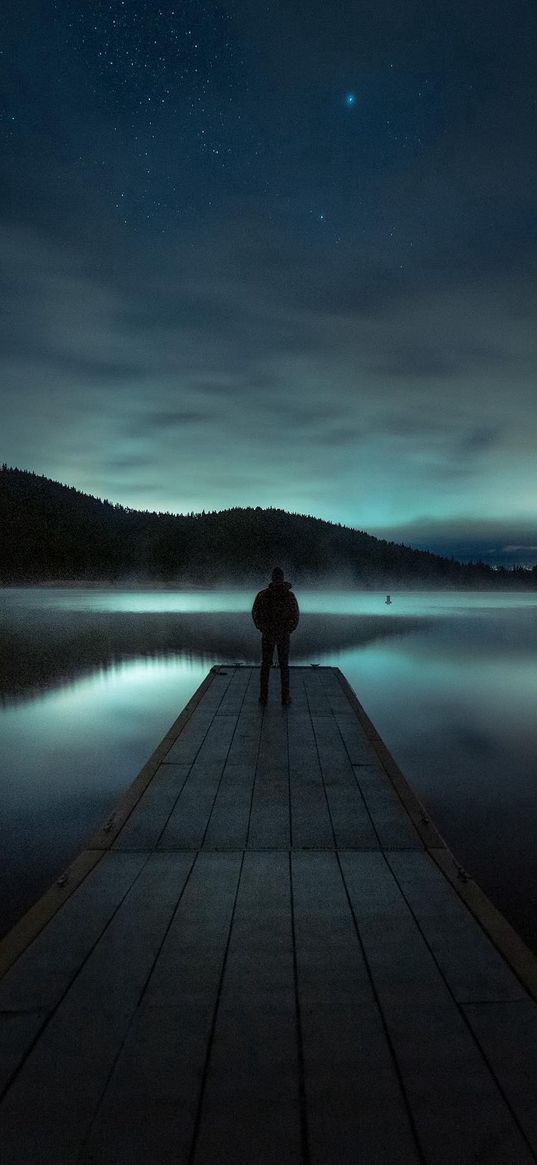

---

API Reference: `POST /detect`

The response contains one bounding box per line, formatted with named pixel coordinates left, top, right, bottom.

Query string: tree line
left=1, top=465, right=536, bottom=588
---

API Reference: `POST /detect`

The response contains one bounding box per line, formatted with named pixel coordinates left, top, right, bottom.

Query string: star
left=345, top=92, right=356, bottom=106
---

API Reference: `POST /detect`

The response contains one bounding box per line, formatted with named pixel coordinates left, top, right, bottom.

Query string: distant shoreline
left=3, top=468, right=537, bottom=589
left=2, top=580, right=537, bottom=593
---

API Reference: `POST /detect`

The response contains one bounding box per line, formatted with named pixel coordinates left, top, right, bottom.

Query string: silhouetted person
left=252, top=567, right=300, bottom=705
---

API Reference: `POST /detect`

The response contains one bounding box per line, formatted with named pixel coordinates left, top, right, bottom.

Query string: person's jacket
left=252, top=580, right=300, bottom=637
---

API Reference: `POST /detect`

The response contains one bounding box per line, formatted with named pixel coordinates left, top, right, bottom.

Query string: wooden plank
left=240, top=666, right=259, bottom=702
left=340, top=852, right=536, bottom=1165
left=192, top=852, right=302, bottom=1165
left=353, top=765, right=423, bottom=850
left=292, top=852, right=420, bottom=1164
left=113, top=764, right=191, bottom=850
left=3, top=665, right=537, bottom=1165
left=188, top=668, right=235, bottom=712
left=333, top=711, right=384, bottom=765
left=158, top=667, right=246, bottom=777
left=88, top=667, right=226, bottom=849
left=316, top=667, right=354, bottom=714
left=333, top=669, right=444, bottom=850
left=288, top=713, right=334, bottom=849
left=158, top=715, right=238, bottom=849
left=309, top=711, right=379, bottom=849
left=303, top=670, right=331, bottom=714
left=202, top=760, right=256, bottom=850
left=463, top=999, right=537, bottom=1155
left=0, top=847, right=103, bottom=980
left=387, top=852, right=527, bottom=1002
left=204, top=691, right=262, bottom=849
left=214, top=666, right=251, bottom=715
left=333, top=668, right=537, bottom=998
left=220, top=678, right=258, bottom=761
left=78, top=853, right=242, bottom=1165
left=0, top=1012, right=46, bottom=1097
left=0, top=852, right=148, bottom=1013
left=430, top=848, right=537, bottom=1002
left=247, top=707, right=290, bottom=849
left=162, top=710, right=216, bottom=766
left=285, top=668, right=309, bottom=713
left=0, top=853, right=194, bottom=1165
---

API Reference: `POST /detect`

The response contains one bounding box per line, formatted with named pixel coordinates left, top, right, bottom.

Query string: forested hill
left=1, top=466, right=535, bottom=588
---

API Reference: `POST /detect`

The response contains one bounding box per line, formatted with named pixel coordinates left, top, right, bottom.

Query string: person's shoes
left=258, top=696, right=267, bottom=705
left=281, top=695, right=292, bottom=706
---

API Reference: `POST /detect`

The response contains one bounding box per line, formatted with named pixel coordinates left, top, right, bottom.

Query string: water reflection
left=1, top=587, right=537, bottom=953
left=0, top=654, right=208, bottom=939
left=0, top=599, right=431, bottom=703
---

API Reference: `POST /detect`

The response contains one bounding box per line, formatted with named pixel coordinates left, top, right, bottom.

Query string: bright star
left=345, top=92, right=356, bottom=106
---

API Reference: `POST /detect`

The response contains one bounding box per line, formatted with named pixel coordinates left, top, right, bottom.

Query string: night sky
left=2, top=1, right=537, bottom=564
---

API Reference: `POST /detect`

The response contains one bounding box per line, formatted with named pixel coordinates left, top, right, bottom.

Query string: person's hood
left=268, top=579, right=292, bottom=592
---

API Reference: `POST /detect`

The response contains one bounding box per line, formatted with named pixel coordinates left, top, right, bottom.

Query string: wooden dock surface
left=1, top=664, right=537, bottom=1164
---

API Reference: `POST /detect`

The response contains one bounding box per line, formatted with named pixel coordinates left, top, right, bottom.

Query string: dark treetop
left=2, top=467, right=536, bottom=589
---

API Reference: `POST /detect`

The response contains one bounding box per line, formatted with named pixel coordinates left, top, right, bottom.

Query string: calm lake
left=1, top=586, right=537, bottom=953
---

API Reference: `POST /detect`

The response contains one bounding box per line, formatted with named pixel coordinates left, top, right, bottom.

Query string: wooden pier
left=1, top=664, right=537, bottom=1164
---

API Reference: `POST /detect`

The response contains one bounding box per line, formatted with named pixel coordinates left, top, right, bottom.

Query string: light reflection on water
left=6, top=585, right=537, bottom=616
left=1, top=586, right=537, bottom=951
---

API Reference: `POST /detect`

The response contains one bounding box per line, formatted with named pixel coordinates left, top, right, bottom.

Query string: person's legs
left=276, top=635, right=290, bottom=702
left=260, top=634, right=275, bottom=702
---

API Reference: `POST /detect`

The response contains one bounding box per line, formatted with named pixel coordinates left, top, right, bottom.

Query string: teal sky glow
left=2, top=2, right=536, bottom=565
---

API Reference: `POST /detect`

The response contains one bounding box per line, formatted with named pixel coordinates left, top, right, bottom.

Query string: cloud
left=100, top=454, right=157, bottom=473
left=1, top=24, right=536, bottom=540
left=503, top=545, right=537, bottom=554
left=371, top=516, right=537, bottom=566
left=459, top=426, right=502, bottom=455
left=132, top=409, right=215, bottom=432
left=0, top=203, right=532, bottom=528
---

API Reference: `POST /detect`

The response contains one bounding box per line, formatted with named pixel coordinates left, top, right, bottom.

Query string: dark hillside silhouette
left=1, top=466, right=536, bottom=588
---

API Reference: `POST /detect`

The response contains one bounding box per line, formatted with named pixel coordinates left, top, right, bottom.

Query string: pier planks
left=1, top=665, right=537, bottom=1164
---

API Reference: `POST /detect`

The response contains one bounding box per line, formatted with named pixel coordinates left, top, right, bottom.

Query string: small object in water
left=385, top=594, right=392, bottom=605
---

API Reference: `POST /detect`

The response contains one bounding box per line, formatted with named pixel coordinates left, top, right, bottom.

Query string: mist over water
left=1, top=586, right=537, bottom=952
